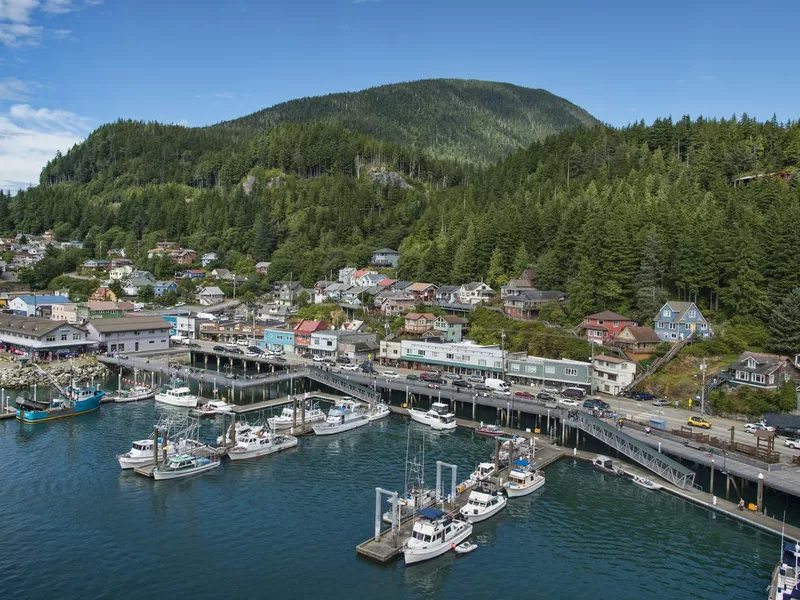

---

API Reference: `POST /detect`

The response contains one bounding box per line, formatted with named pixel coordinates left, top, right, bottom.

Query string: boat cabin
left=411, top=508, right=453, bottom=544
left=430, top=402, right=450, bottom=415
left=593, top=455, right=615, bottom=471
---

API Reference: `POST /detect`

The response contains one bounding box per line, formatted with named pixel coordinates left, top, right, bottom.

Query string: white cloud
left=0, top=103, right=92, bottom=191
left=41, top=0, right=72, bottom=14
left=0, top=22, right=43, bottom=46
left=0, top=0, right=39, bottom=23
left=0, top=77, right=32, bottom=100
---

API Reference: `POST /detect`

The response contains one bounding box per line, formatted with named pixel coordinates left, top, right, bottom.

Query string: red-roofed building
left=293, top=319, right=329, bottom=350
left=377, top=278, right=396, bottom=288
left=582, top=311, right=638, bottom=344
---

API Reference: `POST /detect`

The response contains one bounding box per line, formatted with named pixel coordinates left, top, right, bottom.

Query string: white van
left=484, top=378, right=511, bottom=395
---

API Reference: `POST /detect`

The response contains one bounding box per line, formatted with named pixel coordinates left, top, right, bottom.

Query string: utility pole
left=700, top=359, right=707, bottom=416
left=500, top=329, right=506, bottom=382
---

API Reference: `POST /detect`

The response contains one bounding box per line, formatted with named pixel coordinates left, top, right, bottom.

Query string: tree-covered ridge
left=398, top=115, right=800, bottom=323
left=39, top=121, right=470, bottom=191
left=217, top=79, right=601, bottom=163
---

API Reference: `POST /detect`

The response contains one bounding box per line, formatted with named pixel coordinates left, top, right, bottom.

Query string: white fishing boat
left=191, top=400, right=234, bottom=417
left=368, top=402, right=391, bottom=421
left=216, top=420, right=265, bottom=445
left=631, top=475, right=661, bottom=490
left=268, top=401, right=326, bottom=430
left=408, top=402, right=457, bottom=431
left=593, top=455, right=622, bottom=475
left=152, top=454, right=220, bottom=480
left=453, top=541, right=477, bottom=555
left=155, top=385, right=199, bottom=408
left=228, top=430, right=298, bottom=461
left=469, top=462, right=496, bottom=482
left=459, top=484, right=507, bottom=523
left=117, top=436, right=203, bottom=469
left=503, top=459, right=546, bottom=498
left=312, top=399, right=369, bottom=436
left=382, top=488, right=437, bottom=524
left=771, top=540, right=800, bottom=600
left=108, top=369, right=156, bottom=403
left=403, top=508, right=473, bottom=565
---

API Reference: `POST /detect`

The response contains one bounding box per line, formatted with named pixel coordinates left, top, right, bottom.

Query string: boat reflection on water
left=401, top=551, right=454, bottom=596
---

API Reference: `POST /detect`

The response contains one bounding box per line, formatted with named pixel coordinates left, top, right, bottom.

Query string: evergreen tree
left=768, top=288, right=800, bottom=354
left=720, top=236, right=768, bottom=317
left=451, top=224, right=478, bottom=283
left=567, top=257, right=596, bottom=319
left=511, top=241, right=530, bottom=277
left=633, top=232, right=665, bottom=321
left=486, top=247, right=508, bottom=288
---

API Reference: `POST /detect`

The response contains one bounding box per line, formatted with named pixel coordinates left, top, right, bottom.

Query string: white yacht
left=155, top=385, right=199, bottom=408
left=152, top=454, right=220, bottom=481
left=408, top=402, right=457, bottom=431
left=312, top=400, right=369, bottom=436
left=503, top=459, right=545, bottom=498
left=117, top=436, right=203, bottom=470
left=268, top=402, right=326, bottom=430
left=228, top=430, right=298, bottom=461
left=110, top=383, right=156, bottom=403
left=459, top=484, right=507, bottom=523
left=191, top=400, right=234, bottom=417
left=469, top=462, right=496, bottom=482
left=404, top=508, right=473, bottom=565
left=368, top=402, right=391, bottom=421
left=216, top=421, right=265, bottom=445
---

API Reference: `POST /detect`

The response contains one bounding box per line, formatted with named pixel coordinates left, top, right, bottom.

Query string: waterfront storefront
left=505, top=355, right=591, bottom=390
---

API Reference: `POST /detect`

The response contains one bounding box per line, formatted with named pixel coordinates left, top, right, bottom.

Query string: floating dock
left=133, top=445, right=224, bottom=478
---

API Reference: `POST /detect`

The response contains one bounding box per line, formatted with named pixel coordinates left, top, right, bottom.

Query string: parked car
left=420, top=372, right=440, bottom=381
left=273, top=356, right=287, bottom=363
left=228, top=348, right=244, bottom=355
left=633, top=392, right=655, bottom=401
left=213, top=345, right=227, bottom=352
left=541, top=386, right=559, bottom=396
left=536, top=392, right=555, bottom=401
left=442, top=373, right=462, bottom=380
left=336, top=356, right=351, bottom=365
left=452, top=380, right=472, bottom=389
left=467, top=376, right=483, bottom=383
left=473, top=384, right=491, bottom=392
left=312, top=355, right=326, bottom=362
left=777, top=426, right=800, bottom=438
left=236, top=339, right=249, bottom=347
left=360, top=364, right=377, bottom=374
left=427, top=383, right=441, bottom=390
left=382, top=371, right=400, bottom=379
left=406, top=374, right=420, bottom=381
left=785, top=439, right=800, bottom=450
left=583, top=399, right=600, bottom=410
left=341, top=364, right=359, bottom=372
left=744, top=422, right=775, bottom=434
left=561, top=387, right=586, bottom=399
left=593, top=399, right=610, bottom=410
left=687, top=416, right=712, bottom=429
left=514, top=391, right=535, bottom=399
left=248, top=346, right=262, bottom=354
left=652, top=398, right=670, bottom=407
left=559, top=398, right=579, bottom=407
left=301, top=351, right=314, bottom=359
left=187, top=342, right=200, bottom=348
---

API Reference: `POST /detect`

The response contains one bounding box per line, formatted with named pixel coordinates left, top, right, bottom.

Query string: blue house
left=262, top=328, right=295, bottom=353
left=152, top=280, right=178, bottom=297
left=653, top=301, right=711, bottom=342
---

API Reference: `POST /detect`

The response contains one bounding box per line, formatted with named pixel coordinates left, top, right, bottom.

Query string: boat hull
left=268, top=413, right=325, bottom=430
left=460, top=496, right=507, bottom=523
left=408, top=409, right=457, bottom=430
left=313, top=417, right=369, bottom=436
left=368, top=407, right=391, bottom=421
left=228, top=437, right=298, bottom=460
left=504, top=476, right=545, bottom=498
left=404, top=521, right=473, bottom=565
left=155, top=393, right=198, bottom=408
left=16, top=392, right=104, bottom=423
left=153, top=459, right=219, bottom=480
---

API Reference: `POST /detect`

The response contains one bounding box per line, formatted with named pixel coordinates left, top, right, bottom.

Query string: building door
left=135, top=341, right=139, bottom=351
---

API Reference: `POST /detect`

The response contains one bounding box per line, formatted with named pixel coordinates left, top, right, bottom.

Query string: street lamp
left=700, top=359, right=707, bottom=416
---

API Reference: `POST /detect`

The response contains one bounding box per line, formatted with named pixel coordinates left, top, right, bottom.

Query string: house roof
left=405, top=312, right=436, bottom=321
left=353, top=269, right=372, bottom=278
left=436, top=315, right=468, bottom=325
left=0, top=314, right=84, bottom=337
left=255, top=261, right=270, bottom=268
left=587, top=311, right=633, bottom=321
left=595, top=354, right=629, bottom=364
left=392, top=281, right=413, bottom=290
left=294, top=319, right=327, bottom=334
left=124, top=278, right=153, bottom=288
left=361, top=273, right=386, bottom=284
left=376, top=278, right=395, bottom=287
left=619, top=326, right=661, bottom=343
left=730, top=352, right=796, bottom=376
left=373, top=248, right=399, bottom=254
left=89, top=316, right=171, bottom=333
left=436, top=285, right=460, bottom=294
left=154, top=280, right=176, bottom=287
left=662, top=301, right=704, bottom=323
left=14, top=295, right=71, bottom=305
left=461, top=281, right=491, bottom=291
left=508, top=290, right=565, bottom=303
left=185, top=269, right=206, bottom=274
left=199, top=286, right=224, bottom=296
left=86, top=301, right=124, bottom=311
left=408, top=282, right=436, bottom=292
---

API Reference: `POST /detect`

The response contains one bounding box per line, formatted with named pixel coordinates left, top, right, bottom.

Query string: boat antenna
left=403, top=422, right=411, bottom=493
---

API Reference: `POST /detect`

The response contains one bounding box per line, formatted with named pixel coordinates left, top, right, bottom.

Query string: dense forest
left=218, top=79, right=600, bottom=164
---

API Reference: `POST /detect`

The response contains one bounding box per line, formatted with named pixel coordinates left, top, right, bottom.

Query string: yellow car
left=688, top=416, right=712, bottom=429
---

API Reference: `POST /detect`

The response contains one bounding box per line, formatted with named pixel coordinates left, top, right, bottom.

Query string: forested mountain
left=218, top=79, right=601, bottom=163
left=398, top=115, right=800, bottom=324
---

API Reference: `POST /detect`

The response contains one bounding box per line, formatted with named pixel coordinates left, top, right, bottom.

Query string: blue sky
left=1, top=0, right=798, bottom=190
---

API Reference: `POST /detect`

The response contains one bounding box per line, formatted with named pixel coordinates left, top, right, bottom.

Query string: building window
left=46, top=336, right=55, bottom=342
left=565, top=368, right=577, bottom=376
left=61, top=335, right=67, bottom=341
left=149, top=340, right=154, bottom=344
left=688, top=310, right=696, bottom=318
left=510, top=363, right=520, bottom=371
left=613, top=320, right=618, bottom=327
left=670, top=333, right=677, bottom=339
left=72, top=334, right=81, bottom=340
left=736, top=370, right=749, bottom=381
left=751, top=373, right=765, bottom=384
left=493, top=361, right=501, bottom=368
left=700, top=324, right=707, bottom=330
left=478, top=359, right=486, bottom=366
left=768, top=374, right=775, bottom=385
left=327, top=341, right=332, bottom=347
left=545, top=366, right=555, bottom=374
left=658, top=321, right=665, bottom=329
left=663, top=310, right=671, bottom=317
left=668, top=323, right=677, bottom=330
left=525, top=365, right=537, bottom=373
left=446, top=354, right=454, bottom=360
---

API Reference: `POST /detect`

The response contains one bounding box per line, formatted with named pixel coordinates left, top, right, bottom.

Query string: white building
left=0, top=315, right=88, bottom=358
left=457, top=282, right=494, bottom=305
left=86, top=316, right=172, bottom=354
left=592, top=354, right=636, bottom=395
left=201, top=252, right=218, bottom=267
left=51, top=303, right=79, bottom=324
left=197, top=286, right=224, bottom=306
left=8, top=295, right=73, bottom=317
left=398, top=339, right=506, bottom=376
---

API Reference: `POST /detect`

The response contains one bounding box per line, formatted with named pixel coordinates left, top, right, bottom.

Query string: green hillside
left=217, top=79, right=601, bottom=163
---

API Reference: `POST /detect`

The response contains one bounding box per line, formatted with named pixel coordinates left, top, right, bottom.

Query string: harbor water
left=0, top=395, right=777, bottom=599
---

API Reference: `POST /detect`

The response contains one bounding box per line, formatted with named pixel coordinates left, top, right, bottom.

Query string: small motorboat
left=631, top=475, right=661, bottom=490
left=453, top=541, right=477, bottom=555
left=475, top=424, right=503, bottom=437
left=593, top=455, right=623, bottom=475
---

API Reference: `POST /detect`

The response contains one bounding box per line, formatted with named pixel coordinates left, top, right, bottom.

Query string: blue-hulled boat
left=15, top=385, right=105, bottom=423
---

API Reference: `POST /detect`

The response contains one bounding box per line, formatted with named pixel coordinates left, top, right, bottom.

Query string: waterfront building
left=592, top=354, right=637, bottom=396
left=86, top=316, right=171, bottom=354
left=505, top=355, right=591, bottom=390
left=398, top=339, right=508, bottom=376
left=262, top=328, right=295, bottom=353
left=0, top=314, right=88, bottom=358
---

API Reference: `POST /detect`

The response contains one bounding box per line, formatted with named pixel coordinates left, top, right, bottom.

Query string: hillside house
left=201, top=252, right=217, bottom=267
left=109, top=265, right=134, bottom=281
left=370, top=248, right=400, bottom=268
left=433, top=314, right=467, bottom=342
left=501, top=269, right=537, bottom=299
left=404, top=312, right=436, bottom=334
left=582, top=311, right=638, bottom=344
left=654, top=301, right=711, bottom=342
left=610, top=326, right=661, bottom=360
left=82, top=259, right=111, bottom=271
left=197, top=286, right=224, bottom=306
left=274, top=281, right=305, bottom=306
left=503, top=290, right=566, bottom=320
left=182, top=269, right=206, bottom=280
left=435, top=285, right=461, bottom=306
left=313, top=281, right=338, bottom=304
left=728, top=352, right=800, bottom=391
left=152, top=281, right=178, bottom=297
left=89, top=287, right=119, bottom=302
left=212, top=268, right=232, bottom=280
left=376, top=291, right=415, bottom=316
left=592, top=354, right=637, bottom=396
left=408, top=282, right=438, bottom=303
left=170, top=249, right=196, bottom=266
left=122, top=278, right=155, bottom=297
left=255, top=262, right=271, bottom=276
left=458, top=282, right=494, bottom=305
left=338, top=267, right=356, bottom=284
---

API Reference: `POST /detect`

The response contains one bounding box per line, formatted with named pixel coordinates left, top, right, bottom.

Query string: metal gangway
left=304, top=366, right=382, bottom=404
left=571, top=413, right=697, bottom=490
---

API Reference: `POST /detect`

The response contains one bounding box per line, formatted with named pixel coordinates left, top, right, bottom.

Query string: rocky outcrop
left=368, top=170, right=411, bottom=188
left=242, top=175, right=257, bottom=195
left=0, top=361, right=111, bottom=390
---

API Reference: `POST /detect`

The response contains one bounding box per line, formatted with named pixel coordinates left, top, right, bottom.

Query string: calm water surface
left=0, top=399, right=775, bottom=599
